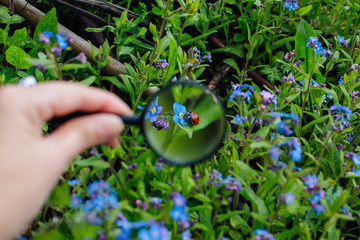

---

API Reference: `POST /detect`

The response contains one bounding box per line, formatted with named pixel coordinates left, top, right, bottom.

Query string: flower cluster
left=39, top=31, right=73, bottom=56
left=306, top=37, right=332, bottom=57
left=269, top=138, right=302, bottom=163
left=303, top=175, right=326, bottom=214
left=284, top=50, right=296, bottom=61
left=329, top=104, right=352, bottom=130
left=282, top=0, right=298, bottom=11
left=71, top=181, right=120, bottom=225
left=345, top=153, right=360, bottom=176
left=229, top=84, right=254, bottom=103
left=208, top=170, right=242, bottom=193
left=155, top=59, right=169, bottom=69
left=299, top=79, right=320, bottom=87
left=254, top=229, right=277, bottom=240
left=233, top=114, right=248, bottom=124
left=169, top=193, right=190, bottom=232
left=282, top=75, right=297, bottom=85
left=259, top=90, right=277, bottom=108
left=271, top=112, right=300, bottom=136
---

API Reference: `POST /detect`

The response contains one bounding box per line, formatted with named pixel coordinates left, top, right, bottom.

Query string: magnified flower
left=152, top=115, right=169, bottom=130
left=145, top=97, right=162, bottom=122
left=173, top=102, right=188, bottom=126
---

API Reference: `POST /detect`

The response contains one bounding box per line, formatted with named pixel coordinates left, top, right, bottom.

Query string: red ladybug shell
left=190, top=111, right=199, bottom=125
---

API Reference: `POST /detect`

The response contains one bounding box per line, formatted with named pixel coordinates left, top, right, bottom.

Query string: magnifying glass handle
left=48, top=112, right=141, bottom=128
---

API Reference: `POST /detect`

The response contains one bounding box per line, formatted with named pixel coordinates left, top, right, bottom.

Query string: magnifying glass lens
left=143, top=83, right=226, bottom=165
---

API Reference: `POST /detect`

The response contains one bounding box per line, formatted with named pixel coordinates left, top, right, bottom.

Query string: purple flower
left=269, top=147, right=280, bottom=161
left=145, top=97, right=162, bottom=122
left=304, top=174, right=317, bottom=189
left=155, top=59, right=168, bottom=69
left=51, top=47, right=63, bottom=57
left=39, top=31, right=53, bottom=44
left=152, top=115, right=169, bottom=130
left=173, top=102, right=188, bottom=126
left=75, top=52, right=87, bottom=64
left=284, top=192, right=295, bottom=205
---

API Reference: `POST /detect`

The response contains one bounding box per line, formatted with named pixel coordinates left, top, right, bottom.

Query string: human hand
left=0, top=81, right=132, bottom=239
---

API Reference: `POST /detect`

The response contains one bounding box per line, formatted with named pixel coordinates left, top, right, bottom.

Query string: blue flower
left=304, top=174, right=317, bottom=189
left=313, top=204, right=325, bottom=214
left=233, top=114, right=246, bottom=124
left=269, top=147, right=280, bottom=161
left=70, top=193, right=83, bottom=209
left=182, top=230, right=191, bottom=240
left=68, top=178, right=82, bottom=186
left=336, top=36, right=345, bottom=44
left=173, top=102, right=188, bottom=126
left=282, top=0, right=298, bottom=11
left=169, top=207, right=185, bottom=221
left=310, top=192, right=322, bottom=204
left=339, top=76, right=344, bottom=84
left=276, top=120, right=287, bottom=134
left=290, top=149, right=302, bottom=162
left=254, top=229, right=276, bottom=240
left=56, top=33, right=68, bottom=49
left=145, top=97, right=162, bottom=122
left=353, top=154, right=360, bottom=166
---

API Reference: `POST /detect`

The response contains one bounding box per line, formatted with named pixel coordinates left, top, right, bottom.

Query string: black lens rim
left=141, top=82, right=227, bottom=166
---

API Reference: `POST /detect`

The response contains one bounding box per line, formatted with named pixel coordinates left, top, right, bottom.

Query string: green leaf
left=180, top=30, right=217, bottom=46
left=217, top=211, right=243, bottom=222
left=224, top=58, right=240, bottom=75
left=241, top=187, right=269, bottom=216
left=48, top=182, right=70, bottom=208
left=72, top=156, right=110, bottom=169
left=295, top=20, right=316, bottom=73
left=164, top=38, right=177, bottom=84
left=34, top=8, right=58, bottom=42
left=230, top=215, right=251, bottom=235
left=329, top=142, right=341, bottom=177
left=296, top=5, right=313, bottom=16
left=149, top=23, right=158, bottom=43
left=9, top=27, right=27, bottom=47
left=5, top=46, right=31, bottom=69
left=61, top=63, right=87, bottom=71
left=79, top=76, right=96, bottom=86
left=302, top=115, right=329, bottom=132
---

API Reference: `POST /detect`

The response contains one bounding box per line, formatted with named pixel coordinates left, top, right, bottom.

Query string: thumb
left=47, top=113, right=123, bottom=160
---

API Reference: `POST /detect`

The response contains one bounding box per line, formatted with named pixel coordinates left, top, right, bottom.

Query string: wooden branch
left=62, top=0, right=153, bottom=29
left=0, top=0, right=126, bottom=76
left=208, top=64, right=231, bottom=91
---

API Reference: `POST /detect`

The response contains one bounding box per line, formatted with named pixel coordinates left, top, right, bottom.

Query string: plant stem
left=315, top=132, right=332, bottom=174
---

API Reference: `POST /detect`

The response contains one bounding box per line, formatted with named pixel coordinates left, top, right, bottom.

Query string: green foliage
left=2, top=0, right=360, bottom=239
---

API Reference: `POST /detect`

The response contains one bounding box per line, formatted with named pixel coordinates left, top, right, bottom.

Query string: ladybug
left=189, top=111, right=200, bottom=125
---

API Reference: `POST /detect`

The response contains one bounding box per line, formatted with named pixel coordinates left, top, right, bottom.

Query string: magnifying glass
left=50, top=82, right=226, bottom=165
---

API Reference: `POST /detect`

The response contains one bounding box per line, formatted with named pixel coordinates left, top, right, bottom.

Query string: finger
left=106, top=136, right=120, bottom=147
left=46, top=113, right=123, bottom=162
left=20, top=81, right=132, bottom=125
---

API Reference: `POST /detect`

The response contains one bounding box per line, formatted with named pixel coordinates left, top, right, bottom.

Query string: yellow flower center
left=151, top=107, right=156, bottom=114
left=179, top=113, right=184, bottom=118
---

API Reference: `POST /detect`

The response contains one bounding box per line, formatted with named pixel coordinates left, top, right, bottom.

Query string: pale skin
left=0, top=82, right=132, bottom=239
